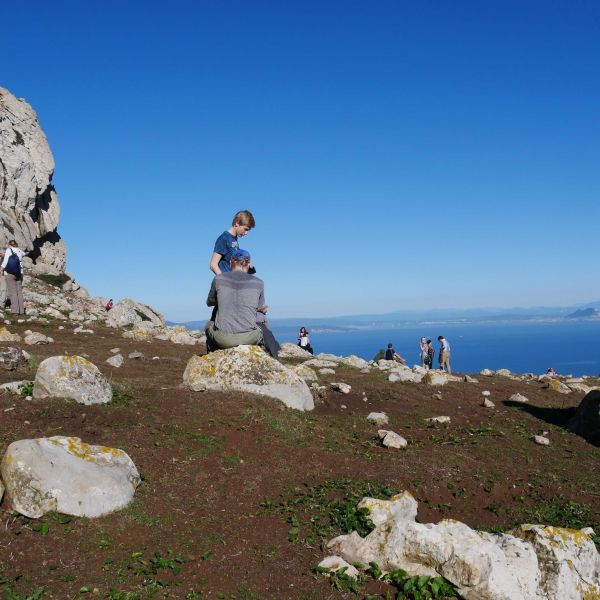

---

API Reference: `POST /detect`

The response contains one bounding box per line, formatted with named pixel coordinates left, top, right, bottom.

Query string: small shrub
left=36, top=273, right=71, bottom=288
left=19, top=381, right=34, bottom=396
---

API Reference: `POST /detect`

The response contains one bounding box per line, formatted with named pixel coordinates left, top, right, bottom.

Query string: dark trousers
left=257, top=322, right=281, bottom=360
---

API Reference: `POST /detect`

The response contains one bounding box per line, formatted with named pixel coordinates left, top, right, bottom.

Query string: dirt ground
left=0, top=320, right=598, bottom=599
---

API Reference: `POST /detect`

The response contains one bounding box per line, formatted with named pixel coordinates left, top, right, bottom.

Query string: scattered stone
left=106, top=354, right=124, bottom=368
left=290, top=364, right=318, bottom=381
left=128, top=351, right=145, bottom=360
left=378, top=430, right=408, bottom=449
left=424, top=371, right=448, bottom=386
left=0, top=436, right=140, bottom=518
left=481, top=390, right=491, bottom=397
left=495, top=368, right=512, bottom=377
left=317, top=556, right=359, bottom=579
left=170, top=331, right=198, bottom=345
left=533, top=435, right=550, bottom=446
left=480, top=368, right=494, bottom=376
left=0, top=347, right=27, bottom=371
left=331, top=382, right=351, bottom=394
left=545, top=379, right=572, bottom=394
left=277, top=343, right=313, bottom=359
left=152, top=356, right=160, bottom=360
left=481, top=398, right=495, bottom=408
left=303, top=359, right=338, bottom=369
left=568, top=383, right=592, bottom=395
left=110, top=348, right=120, bottom=354
left=426, top=416, right=451, bottom=424
left=509, top=393, right=529, bottom=403
left=464, top=375, right=479, bottom=383
left=0, top=327, right=22, bottom=342
left=183, top=345, right=314, bottom=411
left=389, top=369, right=423, bottom=383
left=367, top=412, right=389, bottom=426
left=33, top=355, right=113, bottom=405
left=23, top=331, right=53, bottom=345
left=73, top=326, right=94, bottom=334
left=325, top=493, right=600, bottom=600
left=340, top=355, right=370, bottom=369
left=0, top=381, right=29, bottom=393
left=432, top=391, right=443, bottom=400
left=319, top=368, right=336, bottom=375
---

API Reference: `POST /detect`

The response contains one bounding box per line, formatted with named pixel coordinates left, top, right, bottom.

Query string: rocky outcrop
left=0, top=87, right=66, bottom=274
left=183, top=345, right=314, bottom=411
left=326, top=492, right=600, bottom=600
left=33, top=355, right=112, bottom=405
left=1, top=436, right=140, bottom=518
left=568, top=389, right=600, bottom=442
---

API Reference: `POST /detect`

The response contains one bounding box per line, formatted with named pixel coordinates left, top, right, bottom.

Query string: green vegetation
left=35, top=273, right=71, bottom=288
left=19, top=381, right=34, bottom=396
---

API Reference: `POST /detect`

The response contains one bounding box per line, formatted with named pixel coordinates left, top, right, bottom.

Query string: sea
left=268, top=320, right=600, bottom=377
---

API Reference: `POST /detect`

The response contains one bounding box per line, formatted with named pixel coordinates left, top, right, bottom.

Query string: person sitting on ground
left=385, top=343, right=405, bottom=364
left=546, top=367, right=556, bottom=376
left=205, top=249, right=280, bottom=358
left=297, top=326, right=313, bottom=354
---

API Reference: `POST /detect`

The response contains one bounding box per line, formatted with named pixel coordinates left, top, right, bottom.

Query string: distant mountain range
left=171, top=300, right=600, bottom=331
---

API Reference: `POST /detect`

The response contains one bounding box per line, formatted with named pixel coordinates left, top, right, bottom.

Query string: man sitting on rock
left=205, top=249, right=280, bottom=358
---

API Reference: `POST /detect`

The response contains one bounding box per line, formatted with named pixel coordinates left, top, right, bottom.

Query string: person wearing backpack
left=0, top=240, right=25, bottom=315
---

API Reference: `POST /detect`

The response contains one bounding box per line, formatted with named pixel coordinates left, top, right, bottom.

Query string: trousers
left=5, top=273, right=24, bottom=314
left=205, top=321, right=262, bottom=351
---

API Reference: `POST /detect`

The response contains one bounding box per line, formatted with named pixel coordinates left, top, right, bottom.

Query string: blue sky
left=2, top=1, right=599, bottom=321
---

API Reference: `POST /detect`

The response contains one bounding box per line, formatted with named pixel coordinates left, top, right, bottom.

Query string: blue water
left=269, top=321, right=600, bottom=377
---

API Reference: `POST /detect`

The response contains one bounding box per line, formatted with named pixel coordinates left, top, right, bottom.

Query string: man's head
left=437, top=336, right=444, bottom=341
left=230, top=249, right=252, bottom=272
left=387, top=343, right=393, bottom=349
left=231, top=210, right=255, bottom=237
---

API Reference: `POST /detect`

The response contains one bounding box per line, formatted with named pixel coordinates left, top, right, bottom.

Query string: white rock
left=0, top=327, right=22, bottom=342
left=482, top=390, right=491, bottom=397
left=290, top=364, right=318, bottom=381
left=464, top=375, right=479, bottom=383
left=378, top=430, right=408, bottom=449
left=340, top=355, right=370, bottom=369
left=367, top=412, right=389, bottom=426
left=426, top=416, right=451, bottom=424
left=0, top=381, right=30, bottom=393
left=303, top=358, right=339, bottom=368
left=326, top=494, right=600, bottom=600
left=73, top=326, right=94, bottom=334
left=390, top=369, right=423, bottom=383
left=106, top=354, right=124, bottom=368
left=480, top=368, right=494, bottom=376
left=319, top=368, right=336, bottom=375
left=0, top=436, right=140, bottom=518
left=545, top=380, right=572, bottom=394
left=482, top=398, right=495, bottom=408
left=183, top=345, right=314, bottom=411
left=275, top=343, right=313, bottom=360
left=33, top=355, right=112, bottom=405
left=331, top=382, right=351, bottom=394
left=128, top=351, right=144, bottom=360
left=110, top=348, right=120, bottom=354
left=23, top=331, right=53, bottom=345
left=509, top=393, right=529, bottom=403
left=533, top=435, right=550, bottom=446
left=317, top=556, right=359, bottom=579
left=170, top=331, right=198, bottom=345
left=424, top=371, right=449, bottom=386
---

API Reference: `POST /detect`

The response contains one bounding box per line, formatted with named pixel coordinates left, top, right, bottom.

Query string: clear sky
left=2, top=0, right=599, bottom=321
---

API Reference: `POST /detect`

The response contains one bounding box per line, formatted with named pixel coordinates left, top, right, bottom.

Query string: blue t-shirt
left=213, top=230, right=239, bottom=273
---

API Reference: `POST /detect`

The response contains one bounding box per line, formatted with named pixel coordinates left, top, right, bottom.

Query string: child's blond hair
left=231, top=210, right=255, bottom=228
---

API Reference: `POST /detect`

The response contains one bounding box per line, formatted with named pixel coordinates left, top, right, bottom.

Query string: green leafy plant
left=1, top=586, right=45, bottom=600
left=19, top=381, right=34, bottom=396
left=370, top=562, right=459, bottom=599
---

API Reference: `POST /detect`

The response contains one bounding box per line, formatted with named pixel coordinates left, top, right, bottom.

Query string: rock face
left=107, top=299, right=165, bottom=328
left=0, top=87, right=66, bottom=274
left=568, top=390, right=600, bottom=441
left=326, top=492, right=600, bottom=600
left=0, top=436, right=140, bottom=518
left=33, top=355, right=112, bottom=405
left=183, top=345, right=314, bottom=411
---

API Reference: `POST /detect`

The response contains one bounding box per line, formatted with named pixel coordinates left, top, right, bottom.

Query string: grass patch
left=35, top=273, right=71, bottom=288
left=269, top=478, right=395, bottom=547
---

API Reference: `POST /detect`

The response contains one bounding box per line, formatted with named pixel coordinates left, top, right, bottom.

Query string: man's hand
left=258, top=304, right=269, bottom=314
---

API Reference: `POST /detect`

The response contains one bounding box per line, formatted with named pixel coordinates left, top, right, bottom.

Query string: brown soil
left=0, top=320, right=598, bottom=599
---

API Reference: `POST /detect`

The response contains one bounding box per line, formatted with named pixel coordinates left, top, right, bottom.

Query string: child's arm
left=209, top=252, right=223, bottom=275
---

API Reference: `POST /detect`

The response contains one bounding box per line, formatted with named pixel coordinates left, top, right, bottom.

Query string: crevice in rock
left=28, top=184, right=55, bottom=224
left=28, top=229, right=63, bottom=264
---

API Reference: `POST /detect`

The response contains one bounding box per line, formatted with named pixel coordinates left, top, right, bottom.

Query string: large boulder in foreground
left=183, top=345, right=314, bottom=411
left=33, top=355, right=112, bottom=405
left=568, top=389, right=600, bottom=441
left=327, top=492, right=600, bottom=600
left=0, top=436, right=140, bottom=518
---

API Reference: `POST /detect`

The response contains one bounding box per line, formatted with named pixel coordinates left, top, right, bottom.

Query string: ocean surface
left=268, top=320, right=600, bottom=377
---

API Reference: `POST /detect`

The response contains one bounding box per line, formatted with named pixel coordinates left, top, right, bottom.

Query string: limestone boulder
left=317, top=556, right=359, bottom=579
left=170, top=331, right=198, bottom=345
left=326, top=493, right=600, bottom=600
left=290, top=364, right=318, bottom=381
left=331, top=382, right=351, bottom=394
left=378, top=430, right=408, bottom=449
left=303, top=358, right=338, bottom=368
left=278, top=343, right=313, bottom=359
left=389, top=369, right=423, bottom=383
left=367, top=412, right=389, bottom=426
left=424, top=370, right=449, bottom=386
left=568, top=390, right=600, bottom=441
left=183, top=345, right=314, bottom=411
left=33, top=355, right=112, bottom=405
left=106, top=300, right=143, bottom=327
left=340, top=355, right=370, bottom=369
left=0, top=327, right=22, bottom=342
left=0, top=436, right=140, bottom=518
left=509, top=393, right=529, bottom=403
left=23, top=331, right=53, bottom=345
left=106, top=354, right=124, bottom=368
left=545, top=379, right=572, bottom=394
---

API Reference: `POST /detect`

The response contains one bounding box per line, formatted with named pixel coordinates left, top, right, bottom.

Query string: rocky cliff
left=0, top=86, right=66, bottom=275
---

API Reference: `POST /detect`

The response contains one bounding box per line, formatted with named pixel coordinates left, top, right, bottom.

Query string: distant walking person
left=0, top=240, right=25, bottom=315
left=438, top=335, right=451, bottom=373
left=385, top=343, right=406, bottom=364
left=298, top=326, right=313, bottom=354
